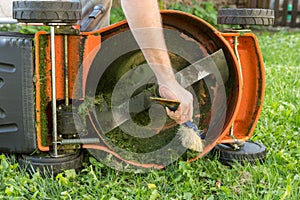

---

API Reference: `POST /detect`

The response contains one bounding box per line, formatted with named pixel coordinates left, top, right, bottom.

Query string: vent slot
left=0, top=108, right=6, bottom=119
left=0, top=124, right=18, bottom=134
left=0, top=63, right=16, bottom=73
left=0, top=77, right=4, bottom=88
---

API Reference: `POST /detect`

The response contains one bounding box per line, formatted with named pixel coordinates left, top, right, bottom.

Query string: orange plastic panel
left=219, top=33, right=265, bottom=144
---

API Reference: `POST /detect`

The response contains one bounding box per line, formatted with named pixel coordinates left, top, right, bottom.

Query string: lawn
left=0, top=30, right=299, bottom=200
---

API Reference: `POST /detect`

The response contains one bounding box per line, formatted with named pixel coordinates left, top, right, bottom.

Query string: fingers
left=158, top=83, right=194, bottom=124
left=188, top=100, right=193, bottom=121
left=180, top=96, right=193, bottom=121
left=166, top=105, right=192, bottom=124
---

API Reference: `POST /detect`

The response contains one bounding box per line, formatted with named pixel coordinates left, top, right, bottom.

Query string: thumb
left=158, top=85, right=178, bottom=100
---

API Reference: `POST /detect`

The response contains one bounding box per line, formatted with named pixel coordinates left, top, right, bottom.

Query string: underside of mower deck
left=0, top=1, right=274, bottom=173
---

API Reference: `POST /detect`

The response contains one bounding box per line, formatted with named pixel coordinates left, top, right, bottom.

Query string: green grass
left=110, top=1, right=219, bottom=28
left=0, top=30, right=299, bottom=199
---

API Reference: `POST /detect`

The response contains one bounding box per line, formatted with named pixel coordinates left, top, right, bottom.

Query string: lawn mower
left=0, top=1, right=275, bottom=173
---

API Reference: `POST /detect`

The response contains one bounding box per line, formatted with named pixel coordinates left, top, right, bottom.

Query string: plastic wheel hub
left=216, top=141, right=267, bottom=164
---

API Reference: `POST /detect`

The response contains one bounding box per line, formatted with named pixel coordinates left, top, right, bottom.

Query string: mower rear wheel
left=217, top=8, right=275, bottom=26
left=13, top=1, right=82, bottom=24
left=216, top=141, right=267, bottom=165
left=18, top=151, right=83, bottom=176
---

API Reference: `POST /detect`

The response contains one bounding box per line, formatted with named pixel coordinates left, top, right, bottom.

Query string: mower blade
left=96, top=49, right=228, bottom=134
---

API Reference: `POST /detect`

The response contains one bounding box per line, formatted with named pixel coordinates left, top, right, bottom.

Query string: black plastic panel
left=0, top=33, right=36, bottom=153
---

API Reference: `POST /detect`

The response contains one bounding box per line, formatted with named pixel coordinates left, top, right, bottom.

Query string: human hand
left=158, top=80, right=193, bottom=124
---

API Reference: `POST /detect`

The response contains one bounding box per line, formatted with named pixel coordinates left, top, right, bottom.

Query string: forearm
left=121, top=0, right=176, bottom=83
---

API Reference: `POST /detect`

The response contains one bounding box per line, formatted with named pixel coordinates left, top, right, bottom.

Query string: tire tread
left=217, top=8, right=275, bottom=25
left=13, top=1, right=82, bottom=24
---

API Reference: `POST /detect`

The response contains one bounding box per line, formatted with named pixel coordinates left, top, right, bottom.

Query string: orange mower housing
left=33, top=11, right=265, bottom=165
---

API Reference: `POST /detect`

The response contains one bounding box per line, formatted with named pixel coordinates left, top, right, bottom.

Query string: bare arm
left=121, top=0, right=193, bottom=123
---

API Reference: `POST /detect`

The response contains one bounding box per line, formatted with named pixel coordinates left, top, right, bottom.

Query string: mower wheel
left=18, top=151, right=83, bottom=176
left=13, top=1, right=82, bottom=24
left=217, top=8, right=275, bottom=26
left=216, top=141, right=267, bottom=165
